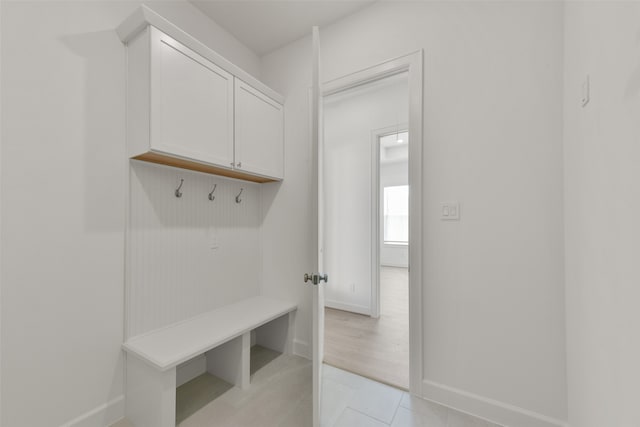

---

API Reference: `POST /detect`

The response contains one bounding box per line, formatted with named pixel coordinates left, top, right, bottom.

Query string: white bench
left=123, top=296, right=297, bottom=427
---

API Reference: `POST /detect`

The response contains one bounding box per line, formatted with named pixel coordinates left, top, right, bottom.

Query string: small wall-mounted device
left=441, top=202, right=460, bottom=221
left=581, top=75, right=590, bottom=108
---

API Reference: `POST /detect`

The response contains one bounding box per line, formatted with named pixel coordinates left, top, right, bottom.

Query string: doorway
left=321, top=72, right=410, bottom=390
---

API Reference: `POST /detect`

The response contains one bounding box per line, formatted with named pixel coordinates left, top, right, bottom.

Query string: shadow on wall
left=56, top=30, right=126, bottom=426
left=259, top=180, right=283, bottom=227
left=626, top=28, right=640, bottom=99
left=60, top=30, right=126, bottom=233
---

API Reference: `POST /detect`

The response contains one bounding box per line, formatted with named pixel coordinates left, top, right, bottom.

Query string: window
left=383, top=185, right=409, bottom=245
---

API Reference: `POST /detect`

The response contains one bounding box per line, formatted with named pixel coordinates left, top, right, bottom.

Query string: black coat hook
left=208, top=184, right=217, bottom=201
left=175, top=179, right=184, bottom=198
left=235, top=188, right=243, bottom=204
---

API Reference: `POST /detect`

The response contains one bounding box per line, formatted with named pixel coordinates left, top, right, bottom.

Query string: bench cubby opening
left=249, top=314, right=293, bottom=376
left=124, top=297, right=296, bottom=427
left=175, top=365, right=232, bottom=424
left=175, top=334, right=247, bottom=424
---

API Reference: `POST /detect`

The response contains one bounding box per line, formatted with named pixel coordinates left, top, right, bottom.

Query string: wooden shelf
left=133, top=152, right=277, bottom=183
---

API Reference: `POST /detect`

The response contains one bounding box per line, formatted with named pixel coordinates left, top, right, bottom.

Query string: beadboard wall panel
left=127, top=160, right=261, bottom=338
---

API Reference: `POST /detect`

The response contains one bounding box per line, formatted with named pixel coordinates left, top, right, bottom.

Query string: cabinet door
left=150, top=28, right=234, bottom=168
left=234, top=79, right=284, bottom=179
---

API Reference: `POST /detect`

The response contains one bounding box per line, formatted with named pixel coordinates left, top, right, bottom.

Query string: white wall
left=563, top=3, right=640, bottom=427
left=261, top=2, right=567, bottom=426
left=323, top=75, right=408, bottom=314
left=380, top=161, right=409, bottom=268
left=0, top=1, right=260, bottom=426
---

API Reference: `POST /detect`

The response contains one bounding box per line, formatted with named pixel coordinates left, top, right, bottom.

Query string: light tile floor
left=112, top=356, right=501, bottom=427
left=322, top=364, right=502, bottom=427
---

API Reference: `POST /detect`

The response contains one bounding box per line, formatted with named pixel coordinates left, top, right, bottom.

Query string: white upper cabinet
left=119, top=6, right=284, bottom=183
left=235, top=80, right=284, bottom=179
left=150, top=28, right=234, bottom=168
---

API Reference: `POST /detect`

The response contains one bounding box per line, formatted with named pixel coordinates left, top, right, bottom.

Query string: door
left=150, top=27, right=234, bottom=168
left=234, top=79, right=284, bottom=179
left=310, top=26, right=325, bottom=427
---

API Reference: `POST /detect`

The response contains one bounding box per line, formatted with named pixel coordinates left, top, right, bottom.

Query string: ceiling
left=189, top=1, right=376, bottom=55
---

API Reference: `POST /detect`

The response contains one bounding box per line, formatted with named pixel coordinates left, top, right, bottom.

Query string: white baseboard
left=293, top=339, right=311, bottom=359
left=422, top=380, right=567, bottom=427
left=380, top=262, right=409, bottom=268
left=60, top=395, right=124, bottom=427
left=325, top=299, right=371, bottom=316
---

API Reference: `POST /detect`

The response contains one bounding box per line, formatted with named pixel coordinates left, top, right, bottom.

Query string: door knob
left=304, top=273, right=328, bottom=285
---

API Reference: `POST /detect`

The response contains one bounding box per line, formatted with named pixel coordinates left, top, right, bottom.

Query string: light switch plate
left=441, top=202, right=460, bottom=221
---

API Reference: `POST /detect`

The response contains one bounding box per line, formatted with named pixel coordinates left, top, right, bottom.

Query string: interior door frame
left=323, top=50, right=424, bottom=395
left=370, top=124, right=409, bottom=320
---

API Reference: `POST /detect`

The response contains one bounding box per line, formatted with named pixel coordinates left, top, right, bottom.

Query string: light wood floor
left=324, top=266, right=409, bottom=390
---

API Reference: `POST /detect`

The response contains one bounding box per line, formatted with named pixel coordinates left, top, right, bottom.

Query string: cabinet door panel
left=234, top=80, right=284, bottom=179
left=151, top=29, right=234, bottom=168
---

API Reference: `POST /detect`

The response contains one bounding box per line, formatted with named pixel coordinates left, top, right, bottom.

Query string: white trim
left=407, top=51, right=424, bottom=396
left=372, top=123, right=410, bottom=316
left=0, top=0, right=3, bottom=421
left=369, top=127, right=382, bottom=319
left=59, top=396, right=125, bottom=427
left=325, top=299, right=372, bottom=316
left=116, top=5, right=284, bottom=105
left=422, top=380, right=568, bottom=427
left=321, top=50, right=424, bottom=397
left=381, top=262, right=409, bottom=268
left=323, top=52, right=419, bottom=97
left=370, top=123, right=408, bottom=319
left=383, top=242, right=409, bottom=247
left=293, top=339, right=311, bottom=360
